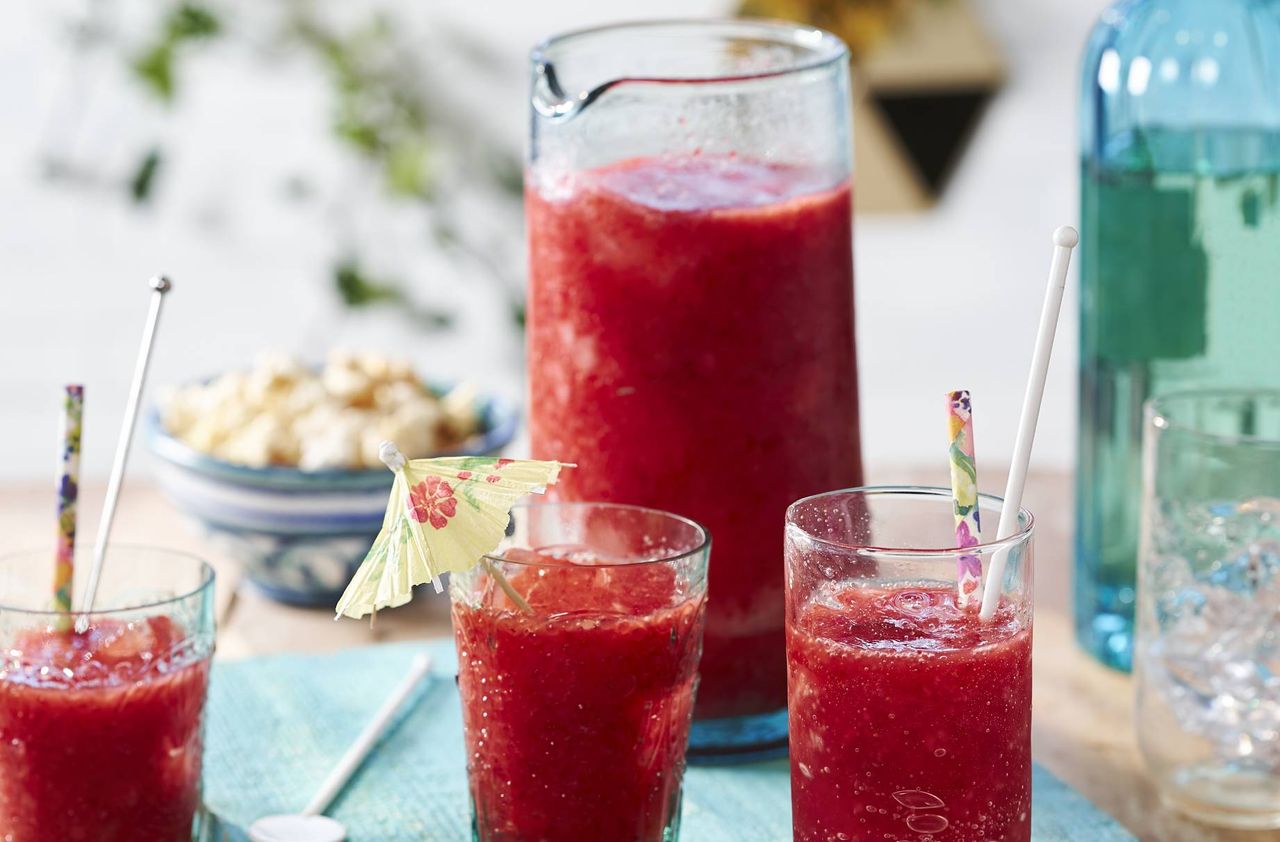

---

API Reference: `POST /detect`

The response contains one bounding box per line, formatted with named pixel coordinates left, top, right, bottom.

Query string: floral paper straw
left=946, top=390, right=982, bottom=607
left=54, top=384, right=84, bottom=628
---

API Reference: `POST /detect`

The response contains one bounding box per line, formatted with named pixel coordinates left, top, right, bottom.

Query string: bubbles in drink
left=804, top=584, right=1023, bottom=652
left=906, top=813, right=950, bottom=833
left=892, top=789, right=946, bottom=810
left=594, top=156, right=836, bottom=212
left=94, top=620, right=159, bottom=665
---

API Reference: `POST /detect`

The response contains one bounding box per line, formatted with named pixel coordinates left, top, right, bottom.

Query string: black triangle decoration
left=873, top=90, right=993, bottom=195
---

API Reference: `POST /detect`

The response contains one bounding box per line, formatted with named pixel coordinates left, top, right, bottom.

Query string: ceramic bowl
left=148, top=385, right=519, bottom=606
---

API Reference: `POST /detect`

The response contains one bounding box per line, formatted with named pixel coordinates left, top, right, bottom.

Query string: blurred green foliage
left=334, top=259, right=453, bottom=329
left=129, top=147, right=163, bottom=203
left=131, top=4, right=222, bottom=102
left=290, top=15, right=436, bottom=200
left=57, top=1, right=524, bottom=330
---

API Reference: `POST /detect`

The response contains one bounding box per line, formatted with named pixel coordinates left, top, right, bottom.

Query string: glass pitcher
left=526, top=19, right=861, bottom=759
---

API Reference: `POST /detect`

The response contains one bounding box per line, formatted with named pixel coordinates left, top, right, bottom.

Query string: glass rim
left=786, top=485, right=1035, bottom=557
left=482, top=500, right=710, bottom=569
left=531, top=18, right=849, bottom=85
left=1147, top=388, right=1280, bottom=448
left=0, top=544, right=215, bottom=617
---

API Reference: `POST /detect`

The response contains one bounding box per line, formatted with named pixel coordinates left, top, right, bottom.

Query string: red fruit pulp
left=453, top=550, right=706, bottom=841
left=787, top=585, right=1032, bottom=841
left=527, top=155, right=861, bottom=720
left=0, top=616, right=210, bottom=841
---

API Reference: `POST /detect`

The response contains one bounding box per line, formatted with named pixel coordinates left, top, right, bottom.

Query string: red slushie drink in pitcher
left=527, top=155, right=861, bottom=729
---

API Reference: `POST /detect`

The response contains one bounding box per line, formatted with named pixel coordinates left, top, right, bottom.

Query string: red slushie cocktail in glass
left=0, top=547, right=215, bottom=842
left=451, top=503, right=709, bottom=842
left=527, top=155, right=860, bottom=726
left=785, top=488, right=1034, bottom=841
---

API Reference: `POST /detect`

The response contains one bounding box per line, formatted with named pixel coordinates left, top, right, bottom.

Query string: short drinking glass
left=1137, top=390, right=1280, bottom=829
left=785, top=487, right=1034, bottom=841
left=451, top=502, right=709, bottom=841
left=0, top=546, right=216, bottom=841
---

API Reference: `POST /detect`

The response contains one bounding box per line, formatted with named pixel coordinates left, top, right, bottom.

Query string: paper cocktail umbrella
left=334, top=442, right=568, bottom=620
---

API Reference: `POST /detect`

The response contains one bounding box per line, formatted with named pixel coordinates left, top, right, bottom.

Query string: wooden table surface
left=0, top=470, right=1270, bottom=842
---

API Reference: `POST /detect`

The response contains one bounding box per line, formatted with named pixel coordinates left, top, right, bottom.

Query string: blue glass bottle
left=1078, top=0, right=1280, bottom=670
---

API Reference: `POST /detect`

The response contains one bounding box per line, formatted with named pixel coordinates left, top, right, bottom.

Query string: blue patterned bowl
left=148, top=386, right=519, bottom=606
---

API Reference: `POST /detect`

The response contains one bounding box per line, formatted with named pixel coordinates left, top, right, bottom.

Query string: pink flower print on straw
left=947, top=390, right=982, bottom=607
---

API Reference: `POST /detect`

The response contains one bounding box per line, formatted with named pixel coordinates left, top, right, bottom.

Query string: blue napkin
left=204, top=640, right=1134, bottom=841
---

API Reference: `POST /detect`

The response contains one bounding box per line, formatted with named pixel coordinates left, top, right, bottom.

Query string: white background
left=0, top=0, right=1111, bottom=483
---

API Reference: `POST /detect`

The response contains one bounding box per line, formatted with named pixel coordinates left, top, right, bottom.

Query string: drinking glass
left=450, top=502, right=709, bottom=841
left=785, top=487, right=1034, bottom=841
left=0, top=546, right=216, bottom=841
left=1137, top=389, right=1280, bottom=829
left=526, top=19, right=860, bottom=760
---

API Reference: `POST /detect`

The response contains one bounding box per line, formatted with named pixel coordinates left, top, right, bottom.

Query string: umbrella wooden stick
left=483, top=556, right=533, bottom=614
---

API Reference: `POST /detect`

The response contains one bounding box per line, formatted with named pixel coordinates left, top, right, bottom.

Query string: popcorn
left=373, top=380, right=424, bottom=412
left=439, top=382, right=482, bottom=443
left=379, top=398, right=443, bottom=460
left=162, top=352, right=482, bottom=470
left=245, top=351, right=309, bottom=409
left=222, top=413, right=295, bottom=468
left=297, top=415, right=362, bottom=471
left=322, top=359, right=376, bottom=408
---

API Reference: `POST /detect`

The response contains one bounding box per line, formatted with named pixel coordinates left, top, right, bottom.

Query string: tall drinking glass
left=785, top=487, right=1034, bottom=841
left=0, top=546, right=215, bottom=841
left=451, top=502, right=709, bottom=841
left=1137, top=390, right=1280, bottom=829
left=527, top=19, right=860, bottom=759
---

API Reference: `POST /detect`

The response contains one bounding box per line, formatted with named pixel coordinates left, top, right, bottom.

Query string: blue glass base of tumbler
left=1074, top=587, right=1135, bottom=672
left=687, top=707, right=788, bottom=765
left=1077, top=611, right=1134, bottom=672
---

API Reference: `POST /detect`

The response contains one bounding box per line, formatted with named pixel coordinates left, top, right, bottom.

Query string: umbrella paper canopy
left=335, top=442, right=567, bottom=620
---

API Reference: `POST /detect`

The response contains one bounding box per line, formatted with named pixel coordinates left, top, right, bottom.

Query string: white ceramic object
left=248, top=815, right=347, bottom=842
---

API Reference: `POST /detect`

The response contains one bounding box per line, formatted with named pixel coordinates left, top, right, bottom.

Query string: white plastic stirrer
left=79, top=275, right=172, bottom=619
left=979, top=226, right=1078, bottom=621
left=248, top=653, right=434, bottom=842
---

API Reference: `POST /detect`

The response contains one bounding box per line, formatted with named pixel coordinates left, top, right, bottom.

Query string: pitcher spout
left=531, top=60, right=614, bottom=122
